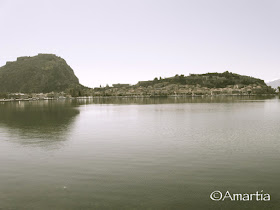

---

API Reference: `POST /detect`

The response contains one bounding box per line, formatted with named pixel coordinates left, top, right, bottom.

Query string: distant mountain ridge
left=267, top=79, right=280, bottom=89
left=0, top=54, right=81, bottom=93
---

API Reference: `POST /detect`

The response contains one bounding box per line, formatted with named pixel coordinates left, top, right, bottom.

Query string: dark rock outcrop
left=0, top=54, right=80, bottom=93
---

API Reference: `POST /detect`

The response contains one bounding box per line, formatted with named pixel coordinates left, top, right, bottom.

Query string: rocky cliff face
left=0, top=54, right=80, bottom=93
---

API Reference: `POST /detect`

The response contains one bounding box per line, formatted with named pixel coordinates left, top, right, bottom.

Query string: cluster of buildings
left=92, top=83, right=269, bottom=97
left=1, top=83, right=273, bottom=101
left=2, top=92, right=69, bottom=101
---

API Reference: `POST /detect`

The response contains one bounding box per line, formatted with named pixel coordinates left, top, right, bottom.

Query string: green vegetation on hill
left=0, top=54, right=276, bottom=98
left=136, top=71, right=267, bottom=88
left=92, top=71, right=275, bottom=96
left=0, top=54, right=81, bottom=93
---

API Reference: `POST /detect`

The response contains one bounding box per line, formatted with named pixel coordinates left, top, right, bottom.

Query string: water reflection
left=76, top=95, right=277, bottom=105
left=0, top=100, right=79, bottom=147
left=0, top=96, right=280, bottom=209
left=0, top=96, right=277, bottom=148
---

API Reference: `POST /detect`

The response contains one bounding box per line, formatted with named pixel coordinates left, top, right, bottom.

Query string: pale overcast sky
left=0, top=0, right=279, bottom=87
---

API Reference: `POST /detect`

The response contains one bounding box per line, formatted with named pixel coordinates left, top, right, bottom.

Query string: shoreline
left=0, top=94, right=277, bottom=102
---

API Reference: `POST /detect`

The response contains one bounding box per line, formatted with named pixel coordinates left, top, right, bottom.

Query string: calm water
left=0, top=96, right=279, bottom=210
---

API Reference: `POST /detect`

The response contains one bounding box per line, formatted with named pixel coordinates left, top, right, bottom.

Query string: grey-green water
left=0, top=96, right=279, bottom=210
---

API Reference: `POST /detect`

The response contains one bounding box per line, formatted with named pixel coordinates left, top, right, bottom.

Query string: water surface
left=0, top=96, right=279, bottom=209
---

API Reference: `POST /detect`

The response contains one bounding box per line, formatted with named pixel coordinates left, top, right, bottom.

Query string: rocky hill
left=136, top=71, right=267, bottom=88
left=0, top=54, right=81, bottom=93
left=92, top=72, right=275, bottom=96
